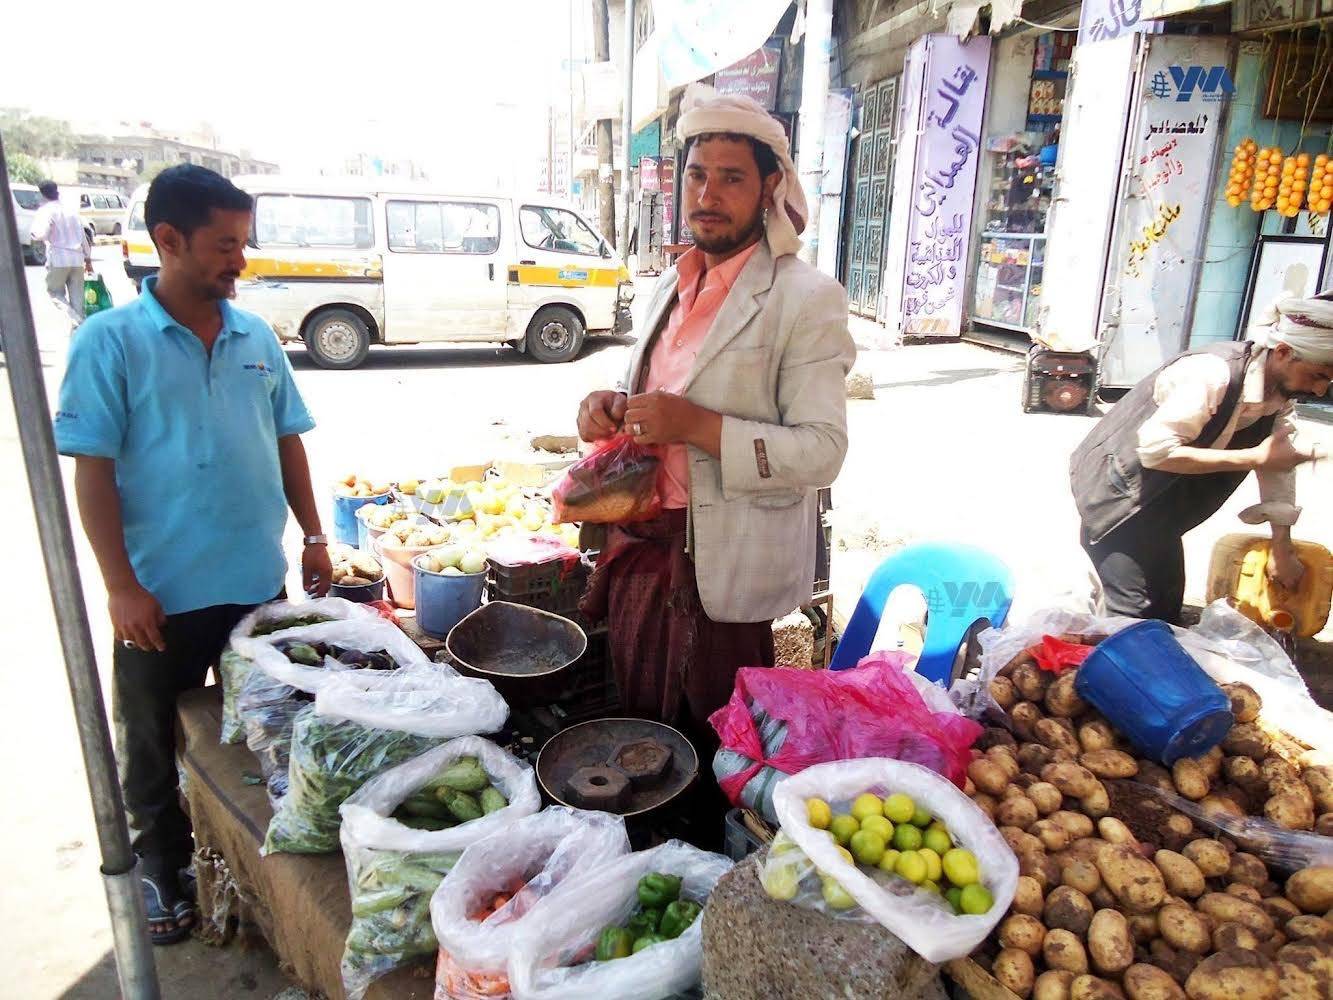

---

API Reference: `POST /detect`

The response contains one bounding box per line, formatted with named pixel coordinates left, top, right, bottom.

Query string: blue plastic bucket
left=414, top=557, right=486, bottom=638
left=1075, top=619, right=1233, bottom=765
left=332, top=491, right=392, bottom=547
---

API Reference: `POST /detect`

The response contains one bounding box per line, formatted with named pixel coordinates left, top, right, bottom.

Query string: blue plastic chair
left=830, top=542, right=1015, bottom=685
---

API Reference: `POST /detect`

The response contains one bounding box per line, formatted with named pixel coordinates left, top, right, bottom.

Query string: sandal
left=178, top=864, right=198, bottom=905
left=141, top=873, right=193, bottom=946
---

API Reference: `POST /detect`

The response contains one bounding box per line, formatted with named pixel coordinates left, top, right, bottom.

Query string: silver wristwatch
left=303, top=534, right=328, bottom=546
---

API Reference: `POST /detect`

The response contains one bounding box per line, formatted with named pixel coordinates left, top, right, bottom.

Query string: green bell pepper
left=595, top=925, right=635, bottom=961
left=659, top=899, right=702, bottom=939
left=625, top=908, right=661, bottom=939
left=632, top=933, right=668, bottom=953
left=636, top=872, right=682, bottom=909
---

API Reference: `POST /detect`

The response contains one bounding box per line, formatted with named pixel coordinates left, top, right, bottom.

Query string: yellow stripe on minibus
left=509, top=264, right=625, bottom=288
left=241, top=258, right=382, bottom=280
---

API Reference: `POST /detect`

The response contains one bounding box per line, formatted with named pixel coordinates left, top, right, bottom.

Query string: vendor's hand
left=1251, top=422, right=1318, bottom=473
left=84, top=260, right=94, bottom=276
left=577, top=390, right=627, bottom=442
left=109, top=582, right=166, bottom=652
left=1268, top=541, right=1306, bottom=592
left=303, top=543, right=333, bottom=597
left=624, top=390, right=707, bottom=447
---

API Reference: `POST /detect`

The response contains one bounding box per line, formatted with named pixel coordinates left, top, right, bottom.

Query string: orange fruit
left=1297, top=153, right=1311, bottom=166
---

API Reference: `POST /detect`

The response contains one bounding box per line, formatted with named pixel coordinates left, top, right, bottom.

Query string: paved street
left=2, top=246, right=1331, bottom=997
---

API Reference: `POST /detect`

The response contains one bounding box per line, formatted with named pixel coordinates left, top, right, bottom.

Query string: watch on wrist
left=303, top=534, right=328, bottom=546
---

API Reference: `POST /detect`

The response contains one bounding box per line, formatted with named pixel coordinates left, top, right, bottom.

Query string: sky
left=0, top=0, right=591, bottom=190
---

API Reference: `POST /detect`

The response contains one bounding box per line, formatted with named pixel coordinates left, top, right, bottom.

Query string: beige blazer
left=622, top=238, right=856, bottom=623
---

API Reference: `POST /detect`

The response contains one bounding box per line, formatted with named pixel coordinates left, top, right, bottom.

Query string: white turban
left=1249, top=296, right=1333, bottom=364
left=676, top=84, right=808, bottom=258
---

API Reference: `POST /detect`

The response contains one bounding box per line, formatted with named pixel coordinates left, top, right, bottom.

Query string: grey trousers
left=46, top=265, right=86, bottom=326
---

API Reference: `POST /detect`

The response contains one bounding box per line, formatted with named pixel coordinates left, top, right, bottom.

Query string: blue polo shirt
left=54, top=277, right=315, bottom=615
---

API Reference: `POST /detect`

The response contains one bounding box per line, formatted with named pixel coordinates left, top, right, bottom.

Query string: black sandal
left=141, top=873, right=193, bottom=946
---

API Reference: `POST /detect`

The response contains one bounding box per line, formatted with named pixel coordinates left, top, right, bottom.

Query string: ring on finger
left=121, top=639, right=138, bottom=650
left=632, top=422, right=644, bottom=436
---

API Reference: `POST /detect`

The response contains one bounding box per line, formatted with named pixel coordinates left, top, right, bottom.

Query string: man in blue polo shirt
left=54, top=165, right=331, bottom=945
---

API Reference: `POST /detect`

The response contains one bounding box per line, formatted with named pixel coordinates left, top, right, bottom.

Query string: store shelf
left=1032, top=69, right=1068, bottom=80
left=1026, top=114, right=1062, bottom=124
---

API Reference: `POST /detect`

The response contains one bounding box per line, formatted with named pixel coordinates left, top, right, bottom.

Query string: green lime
left=821, top=877, right=858, bottom=910
left=918, top=847, right=943, bottom=883
left=894, top=850, right=928, bottom=885
left=959, top=883, right=994, bottom=915
left=942, top=848, right=980, bottom=888
left=876, top=848, right=901, bottom=873
left=923, top=827, right=953, bottom=855
left=761, top=862, right=801, bottom=900
left=851, top=793, right=884, bottom=822
left=883, top=793, right=915, bottom=824
left=921, top=879, right=941, bottom=894
left=910, top=805, right=933, bottom=828
left=860, top=815, right=894, bottom=841
left=892, top=823, right=923, bottom=851
left=829, top=814, right=860, bottom=846
left=945, top=886, right=964, bottom=913
left=849, top=829, right=887, bottom=866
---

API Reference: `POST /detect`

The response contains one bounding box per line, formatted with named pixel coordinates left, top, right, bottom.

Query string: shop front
left=968, top=30, right=1076, bottom=337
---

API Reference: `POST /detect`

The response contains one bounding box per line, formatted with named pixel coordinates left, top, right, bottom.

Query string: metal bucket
left=445, top=601, right=586, bottom=707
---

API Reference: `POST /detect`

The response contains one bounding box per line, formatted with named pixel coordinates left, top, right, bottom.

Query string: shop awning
left=649, top=0, right=795, bottom=89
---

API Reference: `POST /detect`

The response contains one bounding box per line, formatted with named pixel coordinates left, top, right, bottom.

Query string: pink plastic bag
left=709, top=654, right=982, bottom=807
left=552, top=434, right=661, bottom=525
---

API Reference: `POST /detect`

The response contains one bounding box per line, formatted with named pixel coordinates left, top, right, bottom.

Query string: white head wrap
left=676, top=84, right=807, bottom=258
left=1249, top=295, right=1333, bottom=364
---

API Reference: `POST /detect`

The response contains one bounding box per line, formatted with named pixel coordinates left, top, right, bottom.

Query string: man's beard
left=691, top=211, right=764, bottom=255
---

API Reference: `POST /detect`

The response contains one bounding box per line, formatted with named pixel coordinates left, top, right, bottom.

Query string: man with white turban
left=1071, top=296, right=1332, bottom=623
left=576, top=86, right=855, bottom=830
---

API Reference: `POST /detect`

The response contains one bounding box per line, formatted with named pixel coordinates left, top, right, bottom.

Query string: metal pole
left=796, top=0, right=834, bottom=265
left=593, top=0, right=617, bottom=245
left=621, top=0, right=636, bottom=252
left=569, top=0, right=577, bottom=202
left=0, top=141, right=161, bottom=998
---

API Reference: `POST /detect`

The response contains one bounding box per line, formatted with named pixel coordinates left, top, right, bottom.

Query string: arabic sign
left=1101, top=35, right=1228, bottom=386
left=901, top=35, right=991, bottom=338
left=713, top=40, right=784, bottom=110
left=1079, top=0, right=1227, bottom=43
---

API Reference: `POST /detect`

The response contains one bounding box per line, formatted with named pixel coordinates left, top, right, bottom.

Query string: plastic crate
left=486, top=555, right=589, bottom=618
left=554, top=626, right=618, bottom=713
left=723, top=808, right=767, bottom=861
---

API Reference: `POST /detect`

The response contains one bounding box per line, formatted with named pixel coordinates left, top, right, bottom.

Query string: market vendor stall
left=180, top=686, right=433, bottom=999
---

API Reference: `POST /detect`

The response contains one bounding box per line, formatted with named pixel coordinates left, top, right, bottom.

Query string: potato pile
left=968, top=652, right=1333, bottom=1000
left=329, top=545, right=383, bottom=587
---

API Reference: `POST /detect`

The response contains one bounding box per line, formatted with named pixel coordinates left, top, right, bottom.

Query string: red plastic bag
left=552, top=434, right=661, bottom=525
left=1032, top=635, right=1094, bottom=674
left=709, top=653, right=983, bottom=807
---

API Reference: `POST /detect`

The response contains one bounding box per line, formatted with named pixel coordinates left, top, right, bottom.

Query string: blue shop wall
left=1189, top=44, right=1332, bottom=348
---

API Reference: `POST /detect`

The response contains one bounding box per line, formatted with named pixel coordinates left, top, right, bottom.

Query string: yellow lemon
left=860, top=815, right=893, bottom=841
left=850, top=793, right=884, bottom=823
left=918, top=847, right=943, bottom=883
left=894, top=850, right=927, bottom=885
left=942, top=848, right=980, bottom=888
left=883, top=793, right=916, bottom=824
left=806, top=798, right=832, bottom=830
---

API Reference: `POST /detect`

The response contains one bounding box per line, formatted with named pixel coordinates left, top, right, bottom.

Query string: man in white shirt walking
left=30, top=181, right=93, bottom=327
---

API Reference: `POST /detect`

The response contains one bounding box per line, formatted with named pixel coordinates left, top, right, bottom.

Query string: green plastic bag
left=83, top=274, right=113, bottom=317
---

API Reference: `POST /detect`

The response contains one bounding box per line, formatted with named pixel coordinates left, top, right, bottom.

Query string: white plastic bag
left=262, top=665, right=509, bottom=856
left=506, top=841, right=732, bottom=1000
left=338, top=737, right=541, bottom=1000
left=771, top=758, right=1019, bottom=964
left=235, top=618, right=438, bottom=800
left=218, top=597, right=377, bottom=743
left=431, top=807, right=630, bottom=1000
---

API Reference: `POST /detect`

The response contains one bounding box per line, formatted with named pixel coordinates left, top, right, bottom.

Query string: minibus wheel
left=304, top=308, right=371, bottom=369
left=525, top=306, right=585, bottom=363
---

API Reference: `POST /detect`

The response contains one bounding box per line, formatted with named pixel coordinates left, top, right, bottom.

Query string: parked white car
left=11, top=183, right=47, bottom=265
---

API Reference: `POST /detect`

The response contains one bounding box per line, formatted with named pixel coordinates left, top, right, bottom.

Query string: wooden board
left=944, top=958, right=1023, bottom=1000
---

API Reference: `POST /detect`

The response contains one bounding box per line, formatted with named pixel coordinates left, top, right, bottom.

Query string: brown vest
left=1071, top=342, right=1277, bottom=545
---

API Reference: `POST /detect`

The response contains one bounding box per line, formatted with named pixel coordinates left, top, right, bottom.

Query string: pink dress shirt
left=642, top=243, right=760, bottom=509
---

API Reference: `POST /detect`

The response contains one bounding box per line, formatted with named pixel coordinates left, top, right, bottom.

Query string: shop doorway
left=844, top=76, right=900, bottom=318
